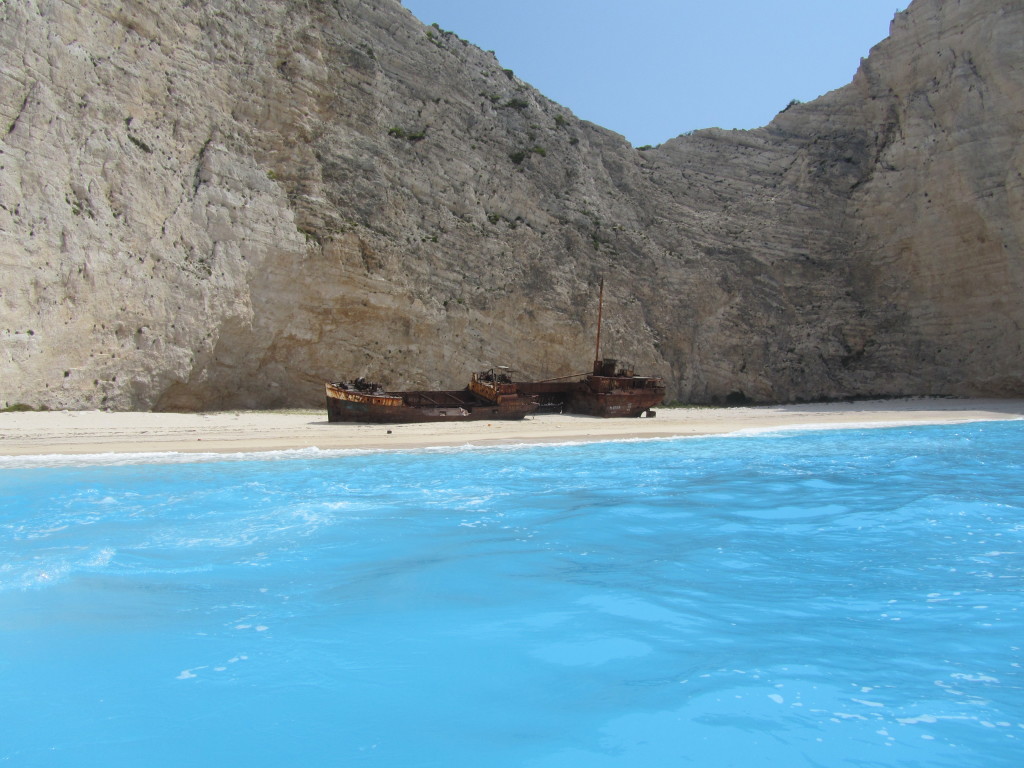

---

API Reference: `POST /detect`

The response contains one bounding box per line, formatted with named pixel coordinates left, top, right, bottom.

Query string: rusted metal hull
left=515, top=360, right=666, bottom=418
left=565, top=382, right=665, bottom=418
left=515, top=380, right=665, bottom=417
left=325, top=381, right=538, bottom=424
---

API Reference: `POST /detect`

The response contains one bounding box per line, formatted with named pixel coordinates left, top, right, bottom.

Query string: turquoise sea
left=2, top=421, right=1023, bottom=766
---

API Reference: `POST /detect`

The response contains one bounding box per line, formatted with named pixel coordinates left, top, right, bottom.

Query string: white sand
left=1, top=398, right=1022, bottom=457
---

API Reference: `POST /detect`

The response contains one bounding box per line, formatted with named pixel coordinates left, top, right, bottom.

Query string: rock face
left=1, top=0, right=1021, bottom=410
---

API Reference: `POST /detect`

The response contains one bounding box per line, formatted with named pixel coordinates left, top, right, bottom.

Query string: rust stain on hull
left=516, top=359, right=665, bottom=418
left=325, top=370, right=539, bottom=424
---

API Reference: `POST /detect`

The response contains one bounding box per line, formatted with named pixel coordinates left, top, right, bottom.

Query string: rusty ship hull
left=567, top=383, right=665, bottom=418
left=325, top=372, right=538, bottom=424
left=516, top=359, right=665, bottom=418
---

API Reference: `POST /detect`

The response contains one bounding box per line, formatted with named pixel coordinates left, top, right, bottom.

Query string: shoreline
left=1, top=398, right=1022, bottom=459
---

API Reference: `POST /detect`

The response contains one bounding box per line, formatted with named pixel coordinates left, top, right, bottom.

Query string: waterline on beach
left=3, top=414, right=1021, bottom=468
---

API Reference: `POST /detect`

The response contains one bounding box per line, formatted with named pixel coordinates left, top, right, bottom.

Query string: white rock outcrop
left=1, top=0, right=1021, bottom=409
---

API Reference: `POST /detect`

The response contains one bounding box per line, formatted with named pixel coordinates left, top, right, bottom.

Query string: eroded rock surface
left=1, top=0, right=1021, bottom=409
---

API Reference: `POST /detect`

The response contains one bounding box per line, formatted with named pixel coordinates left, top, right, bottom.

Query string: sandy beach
left=1, top=398, right=1022, bottom=457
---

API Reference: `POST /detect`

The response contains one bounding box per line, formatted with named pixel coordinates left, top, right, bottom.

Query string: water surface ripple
left=1, top=422, right=1022, bottom=766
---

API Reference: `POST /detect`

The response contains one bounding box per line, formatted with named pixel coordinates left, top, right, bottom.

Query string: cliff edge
left=1, top=0, right=1021, bottom=409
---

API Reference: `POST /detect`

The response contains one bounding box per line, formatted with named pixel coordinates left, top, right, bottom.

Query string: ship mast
left=593, top=278, right=604, bottom=364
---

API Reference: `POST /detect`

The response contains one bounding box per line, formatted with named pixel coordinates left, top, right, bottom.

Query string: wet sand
left=2, top=398, right=1022, bottom=457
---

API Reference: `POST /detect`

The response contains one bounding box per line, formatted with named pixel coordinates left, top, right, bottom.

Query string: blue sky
left=401, top=0, right=904, bottom=146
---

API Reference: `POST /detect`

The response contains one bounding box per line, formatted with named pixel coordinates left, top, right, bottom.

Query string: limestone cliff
left=1, top=0, right=1021, bottom=410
